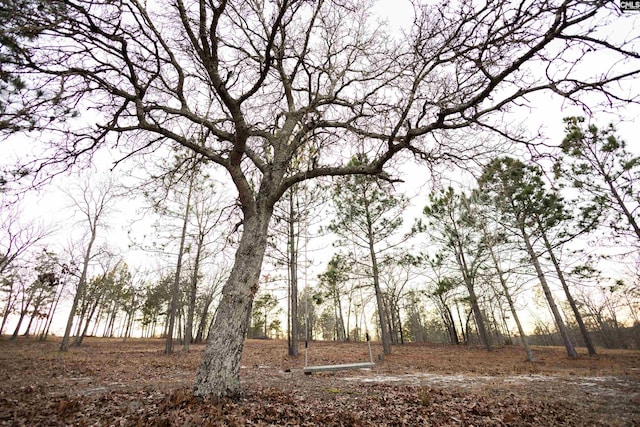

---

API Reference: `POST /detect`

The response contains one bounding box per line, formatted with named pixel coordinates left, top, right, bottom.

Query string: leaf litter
left=0, top=337, right=638, bottom=426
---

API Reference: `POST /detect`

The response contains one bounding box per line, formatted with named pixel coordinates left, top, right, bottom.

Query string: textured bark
left=193, top=209, right=272, bottom=397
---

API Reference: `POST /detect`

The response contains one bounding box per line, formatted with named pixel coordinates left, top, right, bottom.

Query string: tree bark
left=193, top=207, right=272, bottom=397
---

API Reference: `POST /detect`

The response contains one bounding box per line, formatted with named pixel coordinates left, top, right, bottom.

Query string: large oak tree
left=2, top=0, right=639, bottom=396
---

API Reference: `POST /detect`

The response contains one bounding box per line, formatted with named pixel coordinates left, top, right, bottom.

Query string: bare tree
left=0, top=206, right=51, bottom=335
left=6, top=0, right=639, bottom=396
left=60, top=176, right=116, bottom=351
left=0, top=206, right=50, bottom=277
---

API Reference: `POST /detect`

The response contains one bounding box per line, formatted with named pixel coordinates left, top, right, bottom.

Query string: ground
left=0, top=337, right=638, bottom=426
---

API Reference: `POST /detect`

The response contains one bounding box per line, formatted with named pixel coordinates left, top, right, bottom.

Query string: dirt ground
left=0, top=337, right=638, bottom=426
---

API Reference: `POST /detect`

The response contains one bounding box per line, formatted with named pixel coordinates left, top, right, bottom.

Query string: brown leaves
left=0, top=337, right=638, bottom=426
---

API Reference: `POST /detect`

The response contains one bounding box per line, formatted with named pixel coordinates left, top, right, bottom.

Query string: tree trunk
left=10, top=311, right=28, bottom=340
left=184, top=231, right=204, bottom=351
left=521, top=226, right=577, bottom=358
left=601, top=163, right=640, bottom=241
left=0, top=298, right=13, bottom=335
left=486, top=239, right=535, bottom=361
left=463, top=272, right=492, bottom=351
left=193, top=208, right=271, bottom=398
left=334, top=289, right=346, bottom=340
left=23, top=289, right=46, bottom=338
left=195, top=292, right=214, bottom=344
left=537, top=222, right=596, bottom=355
left=123, top=293, right=136, bottom=342
left=61, top=227, right=98, bottom=351
left=11, top=291, right=34, bottom=340
left=105, top=302, right=118, bottom=337
left=453, top=236, right=492, bottom=351
left=455, top=303, right=466, bottom=343
left=166, top=176, right=193, bottom=355
left=437, top=295, right=459, bottom=345
left=40, top=281, right=64, bottom=341
left=369, top=241, right=391, bottom=354
left=74, top=295, right=101, bottom=346
left=287, top=191, right=299, bottom=356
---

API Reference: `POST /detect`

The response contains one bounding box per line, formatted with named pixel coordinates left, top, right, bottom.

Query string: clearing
left=0, top=337, right=638, bottom=426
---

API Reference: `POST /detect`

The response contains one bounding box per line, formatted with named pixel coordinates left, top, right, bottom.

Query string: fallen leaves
left=0, top=337, right=638, bottom=426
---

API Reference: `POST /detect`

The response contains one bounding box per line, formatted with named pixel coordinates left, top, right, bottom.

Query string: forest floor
left=0, top=337, right=638, bottom=426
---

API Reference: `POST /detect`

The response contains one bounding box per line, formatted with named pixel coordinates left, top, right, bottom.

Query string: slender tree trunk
left=397, top=304, right=404, bottom=345
left=91, top=304, right=103, bottom=336
left=521, top=226, right=577, bottom=358
left=74, top=297, right=91, bottom=338
left=0, top=301, right=12, bottom=335
left=11, top=291, right=34, bottom=340
left=40, top=282, right=64, bottom=341
left=10, top=311, right=28, bottom=340
left=463, top=271, right=492, bottom=351
left=486, top=240, right=535, bottom=361
left=123, top=293, right=136, bottom=342
left=335, top=290, right=346, bottom=340
left=287, top=191, right=299, bottom=356
left=537, top=223, right=596, bottom=355
left=184, top=232, right=204, bottom=351
left=453, top=236, right=492, bottom=351
left=446, top=306, right=459, bottom=344
left=193, top=207, right=272, bottom=397
left=195, top=293, right=214, bottom=343
left=105, top=302, right=118, bottom=337
left=166, top=176, right=193, bottom=355
left=102, top=303, right=114, bottom=337
left=455, top=303, right=466, bottom=343
left=75, top=295, right=101, bottom=346
left=23, top=290, right=45, bottom=337
left=61, top=230, right=98, bottom=351
left=369, top=244, right=391, bottom=354
left=0, top=282, right=16, bottom=335
left=437, top=295, right=459, bottom=344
